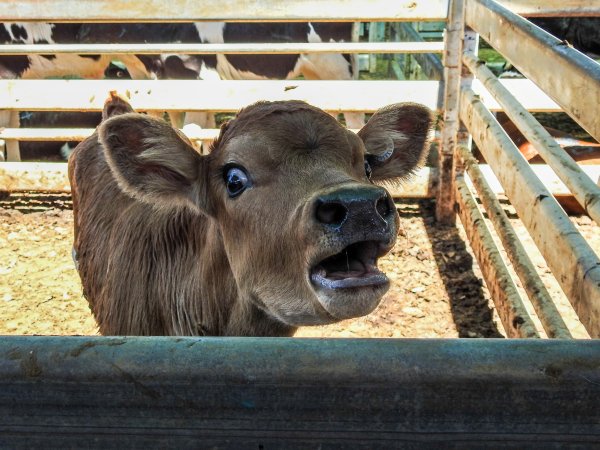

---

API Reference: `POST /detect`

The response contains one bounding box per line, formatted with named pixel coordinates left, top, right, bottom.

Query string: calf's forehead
left=214, top=109, right=363, bottom=167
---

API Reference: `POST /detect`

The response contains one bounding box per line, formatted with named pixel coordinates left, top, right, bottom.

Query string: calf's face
left=100, top=101, right=432, bottom=328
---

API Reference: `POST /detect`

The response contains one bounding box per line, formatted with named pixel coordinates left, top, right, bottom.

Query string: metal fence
left=0, top=0, right=599, bottom=445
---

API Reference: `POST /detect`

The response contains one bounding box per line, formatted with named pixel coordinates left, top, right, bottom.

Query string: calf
left=69, top=94, right=432, bottom=336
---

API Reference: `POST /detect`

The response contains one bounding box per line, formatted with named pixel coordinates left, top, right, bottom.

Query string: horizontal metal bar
left=463, top=53, right=600, bottom=225
left=0, top=0, right=451, bottom=22
left=466, top=0, right=600, bottom=143
left=1, top=336, right=599, bottom=447
left=0, top=41, right=445, bottom=55
left=0, top=79, right=560, bottom=113
left=0, top=161, right=437, bottom=198
left=458, top=146, right=572, bottom=339
left=1, top=0, right=598, bottom=22
left=460, top=87, right=600, bottom=337
left=501, top=0, right=600, bottom=17
left=455, top=176, right=539, bottom=338
left=3, top=161, right=599, bottom=197
left=0, top=79, right=445, bottom=112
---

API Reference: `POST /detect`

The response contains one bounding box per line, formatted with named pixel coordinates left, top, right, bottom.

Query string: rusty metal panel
left=466, top=0, right=600, bottom=143
left=455, top=176, right=539, bottom=338
left=462, top=53, right=600, bottom=225
left=458, top=147, right=572, bottom=339
left=460, top=87, right=600, bottom=337
left=0, top=336, right=599, bottom=447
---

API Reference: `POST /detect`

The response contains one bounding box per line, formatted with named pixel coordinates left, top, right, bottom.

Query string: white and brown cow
left=1, top=22, right=360, bottom=160
left=69, top=94, right=432, bottom=336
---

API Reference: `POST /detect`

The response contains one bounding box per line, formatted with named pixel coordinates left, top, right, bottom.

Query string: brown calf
left=69, top=94, right=433, bottom=336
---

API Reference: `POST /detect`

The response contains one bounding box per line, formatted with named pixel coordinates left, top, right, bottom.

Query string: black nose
left=315, top=185, right=395, bottom=229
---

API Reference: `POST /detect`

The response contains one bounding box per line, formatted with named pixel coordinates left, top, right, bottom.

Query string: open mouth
left=310, top=240, right=389, bottom=290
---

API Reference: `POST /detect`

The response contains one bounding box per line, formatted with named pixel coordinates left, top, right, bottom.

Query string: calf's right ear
left=99, top=113, right=211, bottom=214
left=358, top=103, right=434, bottom=184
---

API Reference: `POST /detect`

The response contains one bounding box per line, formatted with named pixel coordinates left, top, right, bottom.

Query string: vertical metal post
left=0, top=110, right=21, bottom=162
left=368, top=22, right=384, bottom=73
left=436, top=0, right=465, bottom=223
left=6, top=111, right=21, bottom=162
left=457, top=27, right=478, bottom=157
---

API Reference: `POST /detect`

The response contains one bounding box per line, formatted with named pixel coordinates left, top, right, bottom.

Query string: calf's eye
left=224, top=166, right=250, bottom=198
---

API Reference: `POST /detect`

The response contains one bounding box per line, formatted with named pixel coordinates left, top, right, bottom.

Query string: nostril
left=376, top=194, right=394, bottom=219
left=316, top=201, right=348, bottom=226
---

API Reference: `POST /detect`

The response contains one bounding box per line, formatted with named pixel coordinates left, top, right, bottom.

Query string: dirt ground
left=0, top=193, right=595, bottom=338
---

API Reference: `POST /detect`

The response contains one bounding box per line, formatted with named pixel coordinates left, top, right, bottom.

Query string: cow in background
left=1, top=22, right=360, bottom=160
left=531, top=18, right=600, bottom=58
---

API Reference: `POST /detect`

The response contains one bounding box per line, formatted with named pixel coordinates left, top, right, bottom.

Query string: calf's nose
left=315, top=185, right=395, bottom=231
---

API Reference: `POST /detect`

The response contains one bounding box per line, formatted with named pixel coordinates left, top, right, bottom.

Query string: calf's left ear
left=358, top=103, right=434, bottom=183
left=99, top=113, right=211, bottom=214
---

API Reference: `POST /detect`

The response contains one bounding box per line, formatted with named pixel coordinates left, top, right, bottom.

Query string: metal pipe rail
left=0, top=127, right=220, bottom=142
left=392, top=23, right=444, bottom=80
left=1, top=0, right=598, bottom=22
left=460, top=87, right=600, bottom=338
left=0, top=79, right=445, bottom=113
left=1, top=336, right=599, bottom=447
left=0, top=79, right=566, bottom=115
left=0, top=42, right=445, bottom=55
left=466, top=0, right=600, bottom=143
left=458, top=146, right=572, bottom=339
left=462, top=52, right=600, bottom=225
left=455, top=176, right=539, bottom=338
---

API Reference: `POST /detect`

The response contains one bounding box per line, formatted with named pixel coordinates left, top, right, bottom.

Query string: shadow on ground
left=415, top=200, right=504, bottom=338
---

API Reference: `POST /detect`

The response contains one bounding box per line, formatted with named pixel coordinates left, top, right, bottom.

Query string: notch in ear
left=357, top=103, right=434, bottom=183
left=99, top=113, right=211, bottom=214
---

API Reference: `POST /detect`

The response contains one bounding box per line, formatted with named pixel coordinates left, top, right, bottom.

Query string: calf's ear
left=358, top=103, right=434, bottom=183
left=99, top=113, right=211, bottom=214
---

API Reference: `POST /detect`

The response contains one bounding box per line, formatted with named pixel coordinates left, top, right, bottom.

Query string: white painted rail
left=0, top=0, right=598, bottom=22
left=0, top=79, right=565, bottom=113
left=0, top=42, right=445, bottom=55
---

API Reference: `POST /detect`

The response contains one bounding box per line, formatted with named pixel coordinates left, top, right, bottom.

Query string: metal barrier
left=1, top=337, right=599, bottom=446
left=438, top=0, right=600, bottom=338
left=1, top=0, right=599, bottom=445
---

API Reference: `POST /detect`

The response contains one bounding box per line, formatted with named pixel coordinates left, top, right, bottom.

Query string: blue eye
left=224, top=166, right=250, bottom=198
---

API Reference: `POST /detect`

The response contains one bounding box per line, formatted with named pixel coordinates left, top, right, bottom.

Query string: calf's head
left=100, top=100, right=432, bottom=328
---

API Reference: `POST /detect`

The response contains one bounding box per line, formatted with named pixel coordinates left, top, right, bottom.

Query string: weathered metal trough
left=1, top=337, right=599, bottom=447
